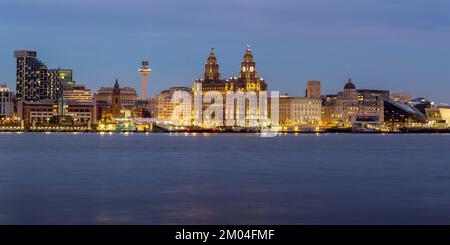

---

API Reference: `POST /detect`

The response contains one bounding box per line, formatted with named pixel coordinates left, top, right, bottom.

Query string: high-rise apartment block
left=14, top=50, right=50, bottom=102
left=14, top=50, right=71, bottom=102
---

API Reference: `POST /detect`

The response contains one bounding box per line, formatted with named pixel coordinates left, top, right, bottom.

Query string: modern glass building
left=384, top=99, right=427, bottom=126
left=14, top=50, right=50, bottom=102
left=14, top=50, right=70, bottom=102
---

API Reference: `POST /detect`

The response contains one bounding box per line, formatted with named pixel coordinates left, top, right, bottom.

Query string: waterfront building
left=306, top=81, right=321, bottom=99
left=192, top=47, right=269, bottom=127
left=156, top=87, right=192, bottom=120
left=63, top=85, right=93, bottom=103
left=19, top=99, right=94, bottom=129
left=48, top=68, right=74, bottom=99
left=426, top=106, right=450, bottom=126
left=94, top=100, right=109, bottom=122
left=192, top=48, right=227, bottom=126
left=332, top=78, right=359, bottom=127
left=321, top=94, right=338, bottom=127
left=355, top=89, right=389, bottom=125
left=14, top=50, right=50, bottom=102
left=390, top=92, right=413, bottom=103
left=95, top=80, right=148, bottom=119
left=0, top=84, right=14, bottom=118
left=323, top=78, right=386, bottom=127
left=408, top=97, right=432, bottom=115
left=14, top=50, right=71, bottom=102
left=357, top=89, right=390, bottom=104
left=384, top=99, right=427, bottom=127
left=147, top=97, right=158, bottom=118
left=95, top=84, right=137, bottom=107
left=279, top=95, right=322, bottom=127
left=133, top=99, right=151, bottom=118
left=192, top=48, right=228, bottom=92
left=49, top=68, right=74, bottom=87
left=225, top=48, right=268, bottom=93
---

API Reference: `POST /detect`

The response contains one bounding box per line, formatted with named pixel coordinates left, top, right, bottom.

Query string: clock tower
left=240, top=48, right=257, bottom=81
left=227, top=47, right=267, bottom=92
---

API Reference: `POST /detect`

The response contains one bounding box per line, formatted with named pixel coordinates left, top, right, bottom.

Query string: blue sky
left=1, top=0, right=449, bottom=103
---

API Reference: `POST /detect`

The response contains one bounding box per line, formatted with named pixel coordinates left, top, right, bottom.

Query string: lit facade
left=426, top=106, right=450, bottom=125
left=384, top=99, right=427, bottom=127
left=95, top=85, right=137, bottom=107
left=0, top=84, right=14, bottom=118
left=14, top=50, right=50, bottom=102
left=322, top=95, right=338, bottom=127
left=390, top=92, right=413, bottom=103
left=48, top=68, right=74, bottom=99
left=192, top=48, right=227, bottom=125
left=63, top=85, right=93, bottom=103
left=192, top=48, right=269, bottom=127
left=279, top=96, right=322, bottom=127
left=156, top=87, right=192, bottom=120
left=323, top=78, right=387, bottom=127
left=14, top=50, right=71, bottom=102
left=225, top=48, right=268, bottom=92
left=95, top=80, right=152, bottom=119
left=19, top=100, right=94, bottom=129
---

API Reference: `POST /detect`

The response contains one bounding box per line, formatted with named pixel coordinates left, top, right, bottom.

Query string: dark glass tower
left=49, top=68, right=73, bottom=99
left=14, top=50, right=69, bottom=102
left=14, top=50, right=50, bottom=102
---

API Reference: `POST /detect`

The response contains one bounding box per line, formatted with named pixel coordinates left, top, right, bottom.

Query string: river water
left=0, top=133, right=449, bottom=224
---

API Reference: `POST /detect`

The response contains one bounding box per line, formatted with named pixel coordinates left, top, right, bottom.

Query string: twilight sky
left=1, top=0, right=449, bottom=103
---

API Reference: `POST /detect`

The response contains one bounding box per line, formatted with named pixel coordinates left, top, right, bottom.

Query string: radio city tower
left=138, top=60, right=151, bottom=100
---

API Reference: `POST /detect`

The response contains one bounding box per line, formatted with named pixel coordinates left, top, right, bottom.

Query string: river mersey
left=0, top=133, right=450, bottom=224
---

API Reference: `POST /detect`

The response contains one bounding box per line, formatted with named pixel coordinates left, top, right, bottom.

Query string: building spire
left=207, top=48, right=216, bottom=63
left=243, top=47, right=253, bottom=63
left=204, top=48, right=220, bottom=81
left=240, top=47, right=256, bottom=80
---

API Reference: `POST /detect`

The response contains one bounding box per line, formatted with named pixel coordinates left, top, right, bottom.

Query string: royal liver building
left=192, top=47, right=270, bottom=128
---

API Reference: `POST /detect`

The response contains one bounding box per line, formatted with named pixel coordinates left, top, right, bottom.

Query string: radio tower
left=138, top=60, right=151, bottom=100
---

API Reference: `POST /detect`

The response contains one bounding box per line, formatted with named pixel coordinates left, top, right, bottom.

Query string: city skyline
left=1, top=0, right=450, bottom=103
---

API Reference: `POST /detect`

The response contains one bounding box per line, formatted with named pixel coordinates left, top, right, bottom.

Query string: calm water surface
left=0, top=133, right=449, bottom=224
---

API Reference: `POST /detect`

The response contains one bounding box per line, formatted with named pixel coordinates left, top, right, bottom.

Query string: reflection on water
left=0, top=133, right=450, bottom=224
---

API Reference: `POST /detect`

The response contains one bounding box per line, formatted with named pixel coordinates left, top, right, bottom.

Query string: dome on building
left=344, top=78, right=356, bottom=90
